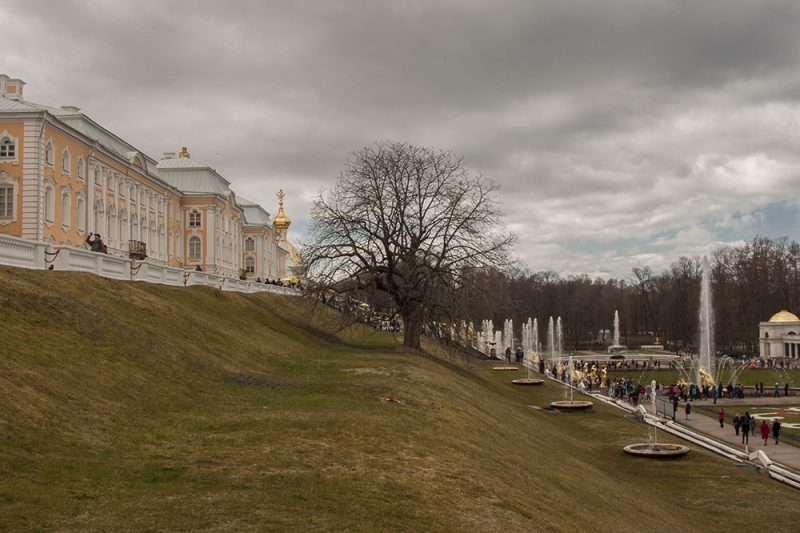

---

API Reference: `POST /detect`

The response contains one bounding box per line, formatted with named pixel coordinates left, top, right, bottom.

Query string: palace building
left=0, top=74, right=291, bottom=280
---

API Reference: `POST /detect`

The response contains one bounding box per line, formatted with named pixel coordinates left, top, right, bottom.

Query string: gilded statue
left=698, top=366, right=714, bottom=388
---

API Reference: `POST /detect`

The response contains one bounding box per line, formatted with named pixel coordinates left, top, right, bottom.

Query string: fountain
left=514, top=323, right=544, bottom=385
left=556, top=317, right=563, bottom=357
left=697, top=255, right=713, bottom=384
left=547, top=317, right=556, bottom=366
left=550, top=355, right=593, bottom=412
left=623, top=426, right=690, bottom=458
left=608, top=310, right=626, bottom=358
left=504, top=319, right=513, bottom=357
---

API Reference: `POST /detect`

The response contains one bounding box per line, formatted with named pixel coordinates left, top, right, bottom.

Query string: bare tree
left=303, top=141, right=517, bottom=349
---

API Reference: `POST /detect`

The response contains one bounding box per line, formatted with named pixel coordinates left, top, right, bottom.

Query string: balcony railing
left=128, top=240, right=147, bottom=260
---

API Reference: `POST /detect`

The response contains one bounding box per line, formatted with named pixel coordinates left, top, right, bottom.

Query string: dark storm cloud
left=3, top=0, right=800, bottom=277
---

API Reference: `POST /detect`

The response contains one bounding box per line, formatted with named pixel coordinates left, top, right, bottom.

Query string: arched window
left=60, top=185, right=71, bottom=229
left=107, top=204, right=117, bottom=243
left=45, top=140, right=55, bottom=167
left=76, top=193, right=86, bottom=233
left=44, top=178, right=56, bottom=225
left=61, top=147, right=71, bottom=175
left=130, top=213, right=138, bottom=241
left=245, top=256, right=255, bottom=274
left=94, top=199, right=104, bottom=235
left=76, top=156, right=85, bottom=181
left=139, top=216, right=150, bottom=244
left=119, top=209, right=128, bottom=245
left=158, top=224, right=165, bottom=255
left=188, top=209, right=201, bottom=228
left=188, top=236, right=201, bottom=260
left=245, top=237, right=254, bottom=251
left=0, top=137, right=15, bottom=159
left=176, top=230, right=182, bottom=261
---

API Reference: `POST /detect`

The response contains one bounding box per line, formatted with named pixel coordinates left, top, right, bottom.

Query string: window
left=245, top=237, right=254, bottom=251
left=107, top=172, right=114, bottom=192
left=176, top=231, right=182, bottom=261
left=158, top=224, right=165, bottom=255
left=107, top=204, right=117, bottom=243
left=130, top=213, right=138, bottom=240
left=140, top=217, right=148, bottom=246
left=77, top=156, right=85, bottom=181
left=44, top=178, right=56, bottom=225
left=60, top=185, right=71, bottom=229
left=0, top=138, right=14, bottom=158
left=76, top=193, right=86, bottom=233
left=188, top=236, right=201, bottom=260
left=61, top=147, right=71, bottom=175
left=45, top=140, right=55, bottom=167
left=189, top=209, right=201, bottom=228
left=0, top=185, right=12, bottom=218
left=94, top=200, right=104, bottom=236
left=119, top=209, right=128, bottom=244
left=245, top=256, right=255, bottom=274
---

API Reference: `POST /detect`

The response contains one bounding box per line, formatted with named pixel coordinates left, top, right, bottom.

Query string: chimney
left=163, top=152, right=176, bottom=159
left=0, top=75, right=25, bottom=100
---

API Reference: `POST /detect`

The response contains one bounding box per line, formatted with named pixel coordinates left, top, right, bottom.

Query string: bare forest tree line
left=453, top=236, right=800, bottom=355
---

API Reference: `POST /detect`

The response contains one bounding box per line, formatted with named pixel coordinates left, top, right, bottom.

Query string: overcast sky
left=4, top=0, right=800, bottom=279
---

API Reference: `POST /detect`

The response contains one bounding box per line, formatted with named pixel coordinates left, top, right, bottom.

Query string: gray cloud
left=4, top=0, right=800, bottom=279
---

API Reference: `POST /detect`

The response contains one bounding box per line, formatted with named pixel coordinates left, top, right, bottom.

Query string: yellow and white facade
left=0, top=74, right=290, bottom=280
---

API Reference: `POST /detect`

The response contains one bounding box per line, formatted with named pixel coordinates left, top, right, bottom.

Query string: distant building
left=759, top=310, right=800, bottom=358
left=0, top=74, right=290, bottom=279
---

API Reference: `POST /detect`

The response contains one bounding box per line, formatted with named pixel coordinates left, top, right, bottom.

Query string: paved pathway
left=644, top=395, right=800, bottom=471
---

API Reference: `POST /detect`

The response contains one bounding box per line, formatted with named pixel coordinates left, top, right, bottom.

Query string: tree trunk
left=402, top=312, right=423, bottom=350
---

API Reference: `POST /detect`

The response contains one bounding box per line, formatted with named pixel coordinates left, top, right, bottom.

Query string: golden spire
left=179, top=147, right=191, bottom=158
left=272, top=189, right=292, bottom=233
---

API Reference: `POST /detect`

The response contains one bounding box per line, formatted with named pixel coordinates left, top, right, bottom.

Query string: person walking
left=733, top=413, right=741, bottom=436
left=685, top=401, right=692, bottom=421
left=774, top=383, right=780, bottom=397
left=505, top=346, right=512, bottom=364
left=773, top=419, right=782, bottom=445
left=761, top=420, right=770, bottom=446
left=785, top=383, right=790, bottom=397
left=712, top=384, right=718, bottom=404
left=718, top=408, right=725, bottom=428
left=741, top=413, right=750, bottom=445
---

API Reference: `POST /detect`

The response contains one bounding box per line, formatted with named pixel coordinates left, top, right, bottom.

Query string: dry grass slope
left=1, top=265, right=799, bottom=532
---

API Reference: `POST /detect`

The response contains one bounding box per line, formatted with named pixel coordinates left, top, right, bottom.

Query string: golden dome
left=768, top=310, right=800, bottom=323
left=272, top=189, right=291, bottom=232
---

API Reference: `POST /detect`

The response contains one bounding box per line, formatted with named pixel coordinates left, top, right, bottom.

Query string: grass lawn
left=3, top=266, right=800, bottom=532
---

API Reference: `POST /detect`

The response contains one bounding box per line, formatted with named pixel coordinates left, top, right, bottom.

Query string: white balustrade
left=0, top=233, right=44, bottom=269
left=0, top=235, right=299, bottom=296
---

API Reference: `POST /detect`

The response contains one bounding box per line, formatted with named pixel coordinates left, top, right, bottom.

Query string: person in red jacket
left=761, top=420, right=770, bottom=445
left=718, top=408, right=725, bottom=428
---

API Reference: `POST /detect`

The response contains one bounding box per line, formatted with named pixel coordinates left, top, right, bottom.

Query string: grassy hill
left=1, top=265, right=800, bottom=532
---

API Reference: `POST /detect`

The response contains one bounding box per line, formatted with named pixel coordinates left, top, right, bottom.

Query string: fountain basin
left=550, top=400, right=593, bottom=412
left=512, top=379, right=544, bottom=385
left=493, top=366, right=518, bottom=371
left=623, top=443, right=689, bottom=458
